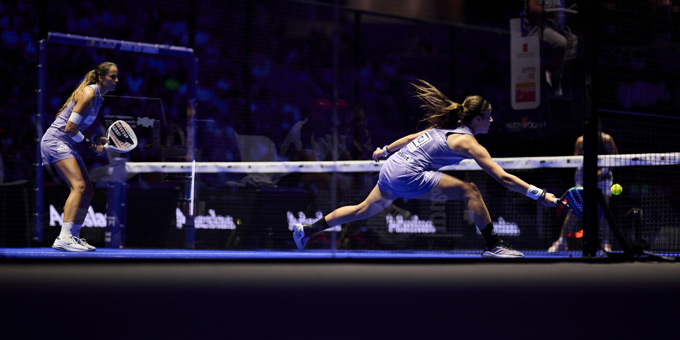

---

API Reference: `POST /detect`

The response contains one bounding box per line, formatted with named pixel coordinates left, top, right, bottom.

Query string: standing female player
left=40, top=62, right=119, bottom=252
left=294, top=80, right=557, bottom=258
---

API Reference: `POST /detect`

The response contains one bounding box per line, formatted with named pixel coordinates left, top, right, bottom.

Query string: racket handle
left=557, top=198, right=568, bottom=208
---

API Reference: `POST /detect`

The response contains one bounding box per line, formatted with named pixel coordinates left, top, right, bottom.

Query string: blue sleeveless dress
left=40, top=84, right=104, bottom=165
left=377, top=125, right=473, bottom=198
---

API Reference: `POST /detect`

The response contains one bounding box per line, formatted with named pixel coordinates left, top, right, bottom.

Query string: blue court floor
left=2, top=249, right=679, bottom=339
left=2, top=246, right=678, bottom=339
left=0, top=247, right=597, bottom=260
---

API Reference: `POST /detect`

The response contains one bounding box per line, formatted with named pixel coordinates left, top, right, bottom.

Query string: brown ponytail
left=411, top=79, right=490, bottom=128
left=411, top=79, right=459, bottom=128
left=458, top=95, right=490, bottom=125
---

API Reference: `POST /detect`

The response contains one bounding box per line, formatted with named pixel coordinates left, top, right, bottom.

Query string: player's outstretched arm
left=372, top=128, right=432, bottom=162
left=452, top=134, right=557, bottom=207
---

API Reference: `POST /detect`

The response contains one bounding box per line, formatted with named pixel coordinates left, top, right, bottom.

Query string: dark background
left=1, top=0, right=679, bottom=252
left=1, top=0, right=678, bottom=176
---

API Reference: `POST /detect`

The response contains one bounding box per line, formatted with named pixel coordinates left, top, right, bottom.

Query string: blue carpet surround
left=0, top=247, right=585, bottom=260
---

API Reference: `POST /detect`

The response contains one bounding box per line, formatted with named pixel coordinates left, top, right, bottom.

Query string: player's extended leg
left=325, top=185, right=395, bottom=227
left=414, top=173, right=523, bottom=258
left=414, top=174, right=491, bottom=227
left=52, top=158, right=93, bottom=252
left=293, top=185, right=395, bottom=249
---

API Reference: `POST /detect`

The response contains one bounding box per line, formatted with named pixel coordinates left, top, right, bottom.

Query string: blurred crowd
left=2, top=0, right=679, bottom=185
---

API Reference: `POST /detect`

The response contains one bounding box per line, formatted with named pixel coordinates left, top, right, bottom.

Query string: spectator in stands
left=525, top=0, right=578, bottom=96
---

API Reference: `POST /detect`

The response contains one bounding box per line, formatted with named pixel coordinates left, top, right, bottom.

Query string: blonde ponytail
left=56, top=62, right=117, bottom=117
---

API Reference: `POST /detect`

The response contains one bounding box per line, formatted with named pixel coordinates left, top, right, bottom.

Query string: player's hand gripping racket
left=556, top=186, right=585, bottom=218
left=105, top=120, right=138, bottom=153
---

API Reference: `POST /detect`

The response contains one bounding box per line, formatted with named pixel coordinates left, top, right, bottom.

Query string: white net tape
left=126, top=152, right=680, bottom=174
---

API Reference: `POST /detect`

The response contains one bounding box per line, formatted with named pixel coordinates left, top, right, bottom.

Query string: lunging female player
left=294, top=80, right=557, bottom=258
left=40, top=62, right=119, bottom=252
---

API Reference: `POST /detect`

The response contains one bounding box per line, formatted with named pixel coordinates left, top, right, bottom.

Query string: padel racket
left=105, top=120, right=138, bottom=153
left=556, top=186, right=585, bottom=218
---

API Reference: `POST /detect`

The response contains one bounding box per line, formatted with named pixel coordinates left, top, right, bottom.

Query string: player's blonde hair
left=411, top=79, right=489, bottom=128
left=56, top=62, right=117, bottom=117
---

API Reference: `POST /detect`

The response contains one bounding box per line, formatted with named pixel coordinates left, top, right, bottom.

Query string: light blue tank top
left=388, top=125, right=473, bottom=172
left=46, top=84, right=104, bottom=141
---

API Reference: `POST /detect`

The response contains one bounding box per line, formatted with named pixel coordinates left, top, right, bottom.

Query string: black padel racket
left=557, top=186, right=585, bottom=218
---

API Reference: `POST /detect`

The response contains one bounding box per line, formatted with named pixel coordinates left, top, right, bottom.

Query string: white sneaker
left=547, top=239, right=566, bottom=253
left=482, top=240, right=524, bottom=259
left=293, top=224, right=310, bottom=250
left=74, top=237, right=96, bottom=251
left=52, top=235, right=90, bottom=252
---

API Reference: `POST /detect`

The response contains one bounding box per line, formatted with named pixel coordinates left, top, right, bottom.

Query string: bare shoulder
left=601, top=132, right=614, bottom=143
left=81, top=85, right=95, bottom=97
left=447, top=134, right=482, bottom=157
left=574, top=136, right=584, bottom=154
left=601, top=132, right=618, bottom=154
left=76, top=86, right=95, bottom=103
left=72, top=85, right=96, bottom=111
left=447, top=133, right=477, bottom=147
left=575, top=135, right=584, bottom=145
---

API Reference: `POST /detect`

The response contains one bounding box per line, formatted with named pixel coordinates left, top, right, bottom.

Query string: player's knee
left=463, top=182, right=482, bottom=200
left=354, top=203, right=370, bottom=218
left=71, top=181, right=88, bottom=194
left=355, top=201, right=380, bottom=219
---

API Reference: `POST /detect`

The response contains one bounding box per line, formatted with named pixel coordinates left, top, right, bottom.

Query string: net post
left=105, top=158, right=127, bottom=248
left=34, top=39, right=46, bottom=243
left=183, top=56, right=198, bottom=249
left=329, top=0, right=341, bottom=254
left=581, top=0, right=599, bottom=257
